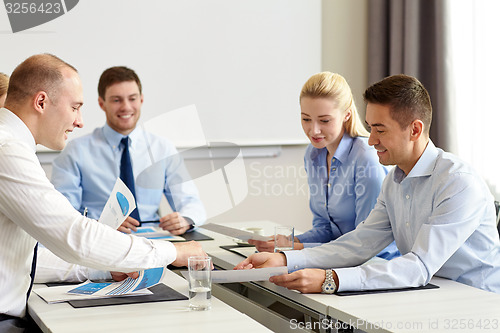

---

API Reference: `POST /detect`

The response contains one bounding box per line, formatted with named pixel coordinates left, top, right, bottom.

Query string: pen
left=83, top=207, right=88, bottom=217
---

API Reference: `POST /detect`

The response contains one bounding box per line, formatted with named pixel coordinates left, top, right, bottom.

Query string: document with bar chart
left=67, top=267, right=165, bottom=297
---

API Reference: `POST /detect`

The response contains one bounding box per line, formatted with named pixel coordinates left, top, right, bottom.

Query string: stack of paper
left=201, top=223, right=269, bottom=242
left=35, top=267, right=165, bottom=304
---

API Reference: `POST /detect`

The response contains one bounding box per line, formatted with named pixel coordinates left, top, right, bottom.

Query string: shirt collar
left=102, top=123, right=142, bottom=150
left=0, top=108, right=36, bottom=152
left=308, top=132, right=353, bottom=163
left=393, top=140, right=438, bottom=183
left=333, top=133, right=353, bottom=164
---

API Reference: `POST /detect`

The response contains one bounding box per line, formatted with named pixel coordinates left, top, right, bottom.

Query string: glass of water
left=274, top=226, right=294, bottom=252
left=188, top=256, right=212, bottom=311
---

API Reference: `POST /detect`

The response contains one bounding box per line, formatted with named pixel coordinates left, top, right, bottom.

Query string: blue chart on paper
left=105, top=267, right=164, bottom=295
left=146, top=235, right=177, bottom=240
left=130, top=226, right=180, bottom=240
left=116, top=192, right=129, bottom=216
left=133, top=228, right=156, bottom=234
left=132, top=267, right=164, bottom=292
left=105, top=277, right=137, bottom=296
left=69, top=282, right=111, bottom=295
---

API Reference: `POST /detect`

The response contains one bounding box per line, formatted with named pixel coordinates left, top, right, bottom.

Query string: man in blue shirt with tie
left=236, top=74, right=500, bottom=295
left=51, top=66, right=206, bottom=235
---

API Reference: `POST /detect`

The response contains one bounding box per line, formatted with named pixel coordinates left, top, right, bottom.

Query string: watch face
left=323, top=283, right=335, bottom=293
left=322, top=269, right=336, bottom=293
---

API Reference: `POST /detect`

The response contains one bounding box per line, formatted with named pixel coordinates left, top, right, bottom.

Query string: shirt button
left=294, top=265, right=299, bottom=270
left=406, top=222, right=410, bottom=227
left=327, top=183, right=331, bottom=187
left=406, top=194, right=410, bottom=199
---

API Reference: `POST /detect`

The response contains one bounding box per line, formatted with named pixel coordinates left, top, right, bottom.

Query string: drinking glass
left=274, top=226, right=294, bottom=252
left=188, top=256, right=212, bottom=310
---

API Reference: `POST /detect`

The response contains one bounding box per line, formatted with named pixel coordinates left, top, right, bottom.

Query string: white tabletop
left=308, top=276, right=500, bottom=333
left=200, top=221, right=500, bottom=333
left=29, top=269, right=271, bottom=333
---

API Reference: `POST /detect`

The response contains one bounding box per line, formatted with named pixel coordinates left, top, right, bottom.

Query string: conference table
left=28, top=268, right=271, bottom=333
left=199, top=221, right=500, bottom=333
left=28, top=220, right=500, bottom=333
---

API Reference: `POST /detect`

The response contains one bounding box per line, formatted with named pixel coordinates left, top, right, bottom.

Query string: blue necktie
left=120, top=137, right=141, bottom=222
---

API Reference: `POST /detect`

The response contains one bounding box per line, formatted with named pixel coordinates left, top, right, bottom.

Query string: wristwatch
left=321, top=269, right=337, bottom=294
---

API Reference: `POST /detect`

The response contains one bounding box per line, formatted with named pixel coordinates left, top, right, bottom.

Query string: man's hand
left=171, top=241, right=208, bottom=267
left=118, top=216, right=140, bottom=234
left=111, top=271, right=139, bottom=281
left=247, top=238, right=275, bottom=252
left=248, top=236, right=304, bottom=252
left=159, top=212, right=191, bottom=235
left=269, top=269, right=325, bottom=293
left=233, top=252, right=287, bottom=270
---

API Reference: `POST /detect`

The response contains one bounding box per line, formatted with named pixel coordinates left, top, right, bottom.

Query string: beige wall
left=211, top=0, right=370, bottom=232
left=41, top=0, right=370, bottom=235
left=322, top=0, right=369, bottom=120
left=203, top=145, right=312, bottom=231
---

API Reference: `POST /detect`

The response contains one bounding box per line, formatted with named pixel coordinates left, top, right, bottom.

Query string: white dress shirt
left=0, top=108, right=177, bottom=317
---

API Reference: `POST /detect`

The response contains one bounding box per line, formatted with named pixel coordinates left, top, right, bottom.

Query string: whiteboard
left=0, top=0, right=320, bottom=146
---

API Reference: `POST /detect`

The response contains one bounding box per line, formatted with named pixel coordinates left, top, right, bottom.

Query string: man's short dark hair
left=98, top=66, right=142, bottom=99
left=363, top=74, right=432, bottom=134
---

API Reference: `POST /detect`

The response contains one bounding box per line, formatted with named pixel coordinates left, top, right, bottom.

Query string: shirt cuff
left=296, top=234, right=307, bottom=243
left=151, top=239, right=178, bottom=266
left=283, top=250, right=308, bottom=272
left=183, top=216, right=195, bottom=231
left=87, top=269, right=112, bottom=281
left=335, top=266, right=363, bottom=292
left=302, top=242, right=321, bottom=248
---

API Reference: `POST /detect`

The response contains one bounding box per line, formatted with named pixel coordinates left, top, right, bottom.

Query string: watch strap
left=322, top=269, right=336, bottom=294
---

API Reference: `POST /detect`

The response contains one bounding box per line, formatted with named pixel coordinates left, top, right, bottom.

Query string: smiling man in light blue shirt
left=236, top=74, right=500, bottom=295
left=51, top=66, right=206, bottom=235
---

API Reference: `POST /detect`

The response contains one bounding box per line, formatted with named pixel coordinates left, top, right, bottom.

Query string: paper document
left=181, top=266, right=288, bottom=283
left=228, top=246, right=258, bottom=258
left=68, top=267, right=165, bottom=297
left=99, top=178, right=136, bottom=229
left=202, top=223, right=269, bottom=241
left=34, top=284, right=151, bottom=304
left=35, top=267, right=165, bottom=304
left=131, top=224, right=185, bottom=241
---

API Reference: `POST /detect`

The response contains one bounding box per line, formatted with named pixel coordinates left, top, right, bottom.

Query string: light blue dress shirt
left=51, top=124, right=206, bottom=225
left=285, top=140, right=500, bottom=293
left=297, top=133, right=399, bottom=259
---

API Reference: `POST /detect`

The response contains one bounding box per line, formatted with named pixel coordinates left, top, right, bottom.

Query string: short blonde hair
left=300, top=72, right=369, bottom=137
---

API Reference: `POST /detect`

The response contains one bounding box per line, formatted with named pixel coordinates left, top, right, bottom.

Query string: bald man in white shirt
left=0, top=53, right=206, bottom=330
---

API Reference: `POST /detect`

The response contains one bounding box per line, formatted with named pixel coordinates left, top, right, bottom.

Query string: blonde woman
left=0, top=73, right=9, bottom=107
left=250, top=72, right=399, bottom=259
